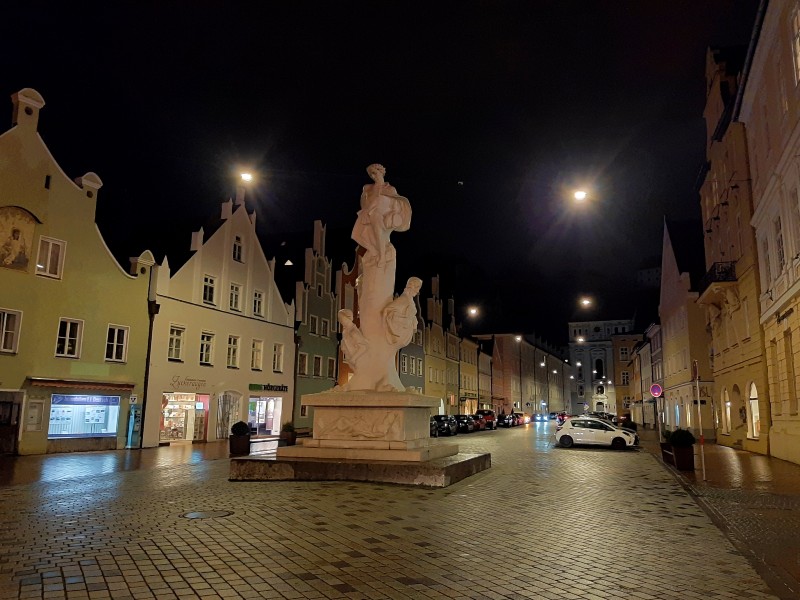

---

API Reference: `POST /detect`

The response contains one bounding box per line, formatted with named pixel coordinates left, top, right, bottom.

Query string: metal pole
left=693, top=360, right=706, bottom=481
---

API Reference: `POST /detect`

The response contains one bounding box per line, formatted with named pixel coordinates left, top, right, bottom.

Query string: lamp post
left=515, top=335, right=523, bottom=412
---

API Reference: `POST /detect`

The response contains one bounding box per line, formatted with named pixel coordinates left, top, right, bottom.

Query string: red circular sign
left=650, top=384, right=663, bottom=397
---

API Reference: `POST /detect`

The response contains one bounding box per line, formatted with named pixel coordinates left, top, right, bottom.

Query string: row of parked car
left=430, top=409, right=534, bottom=437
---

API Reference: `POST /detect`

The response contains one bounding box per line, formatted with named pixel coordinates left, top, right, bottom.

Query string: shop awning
left=27, top=377, right=135, bottom=392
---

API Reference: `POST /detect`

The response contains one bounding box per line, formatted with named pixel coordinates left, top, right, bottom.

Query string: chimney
left=221, top=198, right=233, bottom=220
left=11, top=88, right=45, bottom=131
left=313, top=220, right=326, bottom=255
left=190, top=227, right=204, bottom=252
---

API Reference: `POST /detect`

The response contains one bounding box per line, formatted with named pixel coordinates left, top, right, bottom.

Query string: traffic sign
left=650, top=384, right=663, bottom=398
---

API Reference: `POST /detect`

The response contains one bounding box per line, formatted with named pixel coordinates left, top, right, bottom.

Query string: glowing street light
left=574, top=190, right=587, bottom=202
left=580, top=296, right=592, bottom=307
left=468, top=306, right=479, bottom=317
left=576, top=337, right=585, bottom=343
left=240, top=172, right=253, bottom=182
left=515, top=335, right=522, bottom=342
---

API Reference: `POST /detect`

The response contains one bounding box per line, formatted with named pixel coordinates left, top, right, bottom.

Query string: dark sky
left=2, top=1, right=759, bottom=344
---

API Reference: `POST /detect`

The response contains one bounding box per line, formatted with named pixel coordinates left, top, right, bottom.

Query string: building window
left=55, top=318, right=83, bottom=358
left=200, top=332, right=214, bottom=365
left=327, top=357, right=336, bottom=378
left=0, top=308, right=22, bottom=353
left=253, top=290, right=264, bottom=316
left=775, top=216, right=786, bottom=272
left=251, top=339, right=263, bottom=370
left=168, top=325, right=185, bottom=361
left=273, top=343, right=284, bottom=372
left=105, top=325, right=129, bottom=362
left=761, top=237, right=772, bottom=286
left=36, top=237, right=66, bottom=279
left=300, top=405, right=308, bottom=417
left=401, top=355, right=408, bottom=373
left=229, top=283, right=242, bottom=311
left=619, top=347, right=629, bottom=361
left=313, top=355, right=322, bottom=377
left=232, top=235, right=243, bottom=262
left=298, top=352, right=308, bottom=375
left=597, top=385, right=604, bottom=395
left=203, top=275, right=216, bottom=305
left=594, top=358, right=605, bottom=379
left=309, top=315, right=318, bottom=335
left=417, top=358, right=423, bottom=375
left=410, top=356, right=416, bottom=375
left=578, top=385, right=584, bottom=397
left=227, top=335, right=240, bottom=368
left=621, top=371, right=630, bottom=385
left=321, top=319, right=330, bottom=337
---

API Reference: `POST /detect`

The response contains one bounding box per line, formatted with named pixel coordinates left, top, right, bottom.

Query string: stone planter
left=671, top=445, right=695, bottom=471
left=229, top=434, right=251, bottom=456
left=278, top=431, right=297, bottom=447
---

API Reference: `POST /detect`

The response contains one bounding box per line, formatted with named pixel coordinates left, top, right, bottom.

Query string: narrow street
left=0, top=423, right=793, bottom=599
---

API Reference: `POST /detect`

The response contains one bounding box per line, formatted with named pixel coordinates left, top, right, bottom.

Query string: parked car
left=429, top=417, right=439, bottom=438
left=433, top=415, right=458, bottom=436
left=475, top=409, right=497, bottom=430
left=549, top=412, right=558, bottom=420
left=497, top=413, right=514, bottom=428
left=456, top=414, right=476, bottom=433
left=555, top=416, right=639, bottom=450
left=472, top=414, right=487, bottom=431
left=512, top=413, right=529, bottom=425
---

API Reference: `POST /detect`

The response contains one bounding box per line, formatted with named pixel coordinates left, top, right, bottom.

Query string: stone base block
left=276, top=440, right=458, bottom=462
left=229, top=452, right=491, bottom=488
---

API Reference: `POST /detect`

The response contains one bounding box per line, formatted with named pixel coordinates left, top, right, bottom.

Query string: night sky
left=2, top=1, right=759, bottom=344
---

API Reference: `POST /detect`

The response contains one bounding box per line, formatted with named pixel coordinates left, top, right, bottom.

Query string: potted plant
left=279, top=422, right=297, bottom=447
left=229, top=421, right=251, bottom=456
left=667, top=428, right=696, bottom=471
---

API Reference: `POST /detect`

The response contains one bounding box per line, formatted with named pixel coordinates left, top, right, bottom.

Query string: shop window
left=36, top=237, right=66, bottom=279
left=273, top=343, right=284, bottom=372
left=0, top=308, right=22, bottom=353
left=48, top=394, right=120, bottom=438
left=253, top=290, right=264, bottom=317
left=232, top=235, right=243, bottom=262
left=313, top=355, right=322, bottom=377
left=251, top=339, right=263, bottom=370
left=327, top=357, right=336, bottom=378
left=168, top=325, right=185, bottom=361
left=105, top=324, right=129, bottom=362
left=55, top=318, right=83, bottom=358
left=227, top=335, right=240, bottom=368
left=229, top=283, right=242, bottom=311
left=199, top=332, right=214, bottom=365
left=249, top=397, right=279, bottom=435
left=298, top=352, right=308, bottom=375
left=202, top=275, right=216, bottom=305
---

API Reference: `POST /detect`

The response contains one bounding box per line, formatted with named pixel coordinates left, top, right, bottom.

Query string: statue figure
left=335, top=164, right=419, bottom=393
left=383, top=277, right=422, bottom=346
left=338, top=309, right=368, bottom=367
left=708, top=303, right=722, bottom=335
left=352, top=164, right=411, bottom=268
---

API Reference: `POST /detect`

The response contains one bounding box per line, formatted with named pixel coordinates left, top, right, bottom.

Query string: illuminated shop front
left=48, top=394, right=120, bottom=439
left=160, top=392, right=209, bottom=442
left=248, top=383, right=288, bottom=436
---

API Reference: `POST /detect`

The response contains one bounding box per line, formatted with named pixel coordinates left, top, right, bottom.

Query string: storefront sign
left=170, top=376, right=207, bottom=391
left=52, top=395, right=120, bottom=406
left=249, top=383, right=289, bottom=392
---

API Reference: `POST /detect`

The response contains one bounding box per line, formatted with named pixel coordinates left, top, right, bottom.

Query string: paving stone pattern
left=0, top=427, right=781, bottom=599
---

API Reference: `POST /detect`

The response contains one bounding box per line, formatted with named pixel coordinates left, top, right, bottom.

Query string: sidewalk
left=639, top=428, right=800, bottom=598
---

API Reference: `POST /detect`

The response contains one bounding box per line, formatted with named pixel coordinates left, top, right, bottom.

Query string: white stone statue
left=336, top=164, right=418, bottom=392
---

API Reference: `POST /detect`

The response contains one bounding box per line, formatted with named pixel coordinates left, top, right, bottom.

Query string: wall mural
left=0, top=206, right=36, bottom=272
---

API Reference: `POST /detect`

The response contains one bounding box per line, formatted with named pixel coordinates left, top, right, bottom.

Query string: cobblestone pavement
left=639, top=430, right=800, bottom=599
left=0, top=424, right=785, bottom=600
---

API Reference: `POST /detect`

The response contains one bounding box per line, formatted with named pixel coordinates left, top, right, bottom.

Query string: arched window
left=748, top=383, right=760, bottom=439
left=594, top=358, right=604, bottom=378
left=597, top=385, right=604, bottom=395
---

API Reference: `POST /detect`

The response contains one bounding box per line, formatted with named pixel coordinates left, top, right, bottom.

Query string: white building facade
left=142, top=194, right=295, bottom=448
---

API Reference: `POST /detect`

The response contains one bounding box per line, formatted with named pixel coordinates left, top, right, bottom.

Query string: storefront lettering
left=170, top=376, right=207, bottom=390
left=248, top=383, right=289, bottom=392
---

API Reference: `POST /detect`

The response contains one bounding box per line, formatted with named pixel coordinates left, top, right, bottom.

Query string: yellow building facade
left=0, top=89, right=153, bottom=455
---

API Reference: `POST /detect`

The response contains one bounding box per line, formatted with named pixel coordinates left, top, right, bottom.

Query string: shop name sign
left=170, top=376, right=207, bottom=390
left=249, top=383, right=289, bottom=392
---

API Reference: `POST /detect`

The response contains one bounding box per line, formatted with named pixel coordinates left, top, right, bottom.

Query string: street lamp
left=515, top=335, right=523, bottom=413
left=574, top=190, right=587, bottom=202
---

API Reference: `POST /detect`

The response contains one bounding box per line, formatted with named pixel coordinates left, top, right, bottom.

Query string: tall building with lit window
left=567, top=319, right=632, bottom=413
left=143, top=191, right=295, bottom=448
left=741, top=1, right=800, bottom=464
left=611, top=334, right=642, bottom=418
left=697, top=45, right=769, bottom=454
left=0, top=89, right=153, bottom=455
left=423, top=276, right=447, bottom=414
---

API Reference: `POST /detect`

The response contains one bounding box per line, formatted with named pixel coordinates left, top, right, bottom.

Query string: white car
left=555, top=417, right=638, bottom=450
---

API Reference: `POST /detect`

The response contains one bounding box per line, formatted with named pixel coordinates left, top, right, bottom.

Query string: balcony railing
left=698, top=261, right=737, bottom=295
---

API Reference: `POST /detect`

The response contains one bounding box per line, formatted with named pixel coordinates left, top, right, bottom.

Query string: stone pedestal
left=277, top=391, right=458, bottom=462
